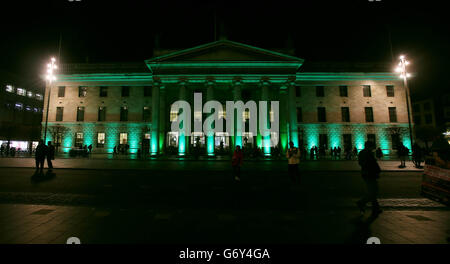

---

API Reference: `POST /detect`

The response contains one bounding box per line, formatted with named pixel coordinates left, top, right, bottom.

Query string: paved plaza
left=0, top=162, right=447, bottom=244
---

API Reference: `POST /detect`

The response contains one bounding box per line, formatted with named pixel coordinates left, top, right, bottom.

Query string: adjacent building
left=43, top=40, right=412, bottom=156
left=1, top=71, right=44, bottom=153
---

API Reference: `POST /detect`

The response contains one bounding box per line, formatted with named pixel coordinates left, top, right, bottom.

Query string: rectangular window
left=5, top=85, right=14, bottom=93
left=98, top=107, right=106, bottom=121
left=75, top=132, right=84, bottom=148
left=386, top=85, right=394, bottom=97
left=119, top=133, right=128, bottom=145
left=121, top=86, right=130, bottom=97
left=15, top=103, right=23, bottom=110
left=367, top=134, right=376, bottom=147
left=414, top=115, right=422, bottom=126
left=424, top=102, right=431, bottom=111
left=363, top=85, right=371, bottom=97
left=319, top=134, right=328, bottom=149
left=316, top=86, right=324, bottom=97
left=295, top=86, right=301, bottom=97
left=425, top=114, right=433, bottom=124
left=341, top=107, right=350, bottom=122
left=343, top=134, right=352, bottom=149
left=97, top=133, right=105, bottom=148
left=77, top=107, right=85, bottom=122
left=58, top=86, right=65, bottom=97
left=296, top=107, right=302, bottom=122
left=56, top=107, right=63, bottom=121
left=99, top=86, right=108, bottom=97
left=170, top=110, right=178, bottom=122
left=144, top=86, right=152, bottom=97
left=16, top=88, right=26, bottom=96
left=317, top=107, right=326, bottom=122
left=391, top=134, right=400, bottom=149
left=339, top=86, right=348, bottom=97
left=27, top=91, right=33, bottom=98
left=120, top=106, right=128, bottom=121
left=143, top=106, right=151, bottom=121
left=36, top=94, right=43, bottom=100
left=365, top=107, right=374, bottom=122
left=389, top=107, right=397, bottom=122
left=79, top=86, right=87, bottom=97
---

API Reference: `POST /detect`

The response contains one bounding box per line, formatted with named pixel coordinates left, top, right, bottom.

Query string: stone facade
left=43, top=40, right=412, bottom=156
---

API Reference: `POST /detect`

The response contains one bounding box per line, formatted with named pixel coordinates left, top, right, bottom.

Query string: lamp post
left=395, top=55, right=414, bottom=149
left=43, top=57, right=57, bottom=143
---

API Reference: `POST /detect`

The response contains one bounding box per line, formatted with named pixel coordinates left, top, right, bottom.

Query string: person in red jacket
left=232, top=145, right=244, bottom=181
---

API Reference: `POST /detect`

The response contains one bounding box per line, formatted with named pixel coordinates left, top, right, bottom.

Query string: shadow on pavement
left=31, top=170, right=57, bottom=184
left=347, top=212, right=381, bottom=244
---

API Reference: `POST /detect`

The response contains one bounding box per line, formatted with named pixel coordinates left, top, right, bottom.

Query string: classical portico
left=144, top=40, right=304, bottom=156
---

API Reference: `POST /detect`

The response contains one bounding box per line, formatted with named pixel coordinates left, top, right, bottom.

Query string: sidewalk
left=0, top=203, right=447, bottom=244
left=0, top=157, right=423, bottom=172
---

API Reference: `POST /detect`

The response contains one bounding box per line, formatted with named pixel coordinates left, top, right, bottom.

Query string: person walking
left=286, top=141, right=301, bottom=182
left=232, top=145, right=244, bottom=181
left=47, top=141, right=55, bottom=171
left=398, top=143, right=408, bottom=168
left=412, top=143, right=422, bottom=168
left=357, top=141, right=382, bottom=216
left=337, top=146, right=341, bottom=160
left=35, top=140, right=46, bottom=173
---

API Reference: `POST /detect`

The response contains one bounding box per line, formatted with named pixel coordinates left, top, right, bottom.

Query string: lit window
left=194, top=111, right=202, bottom=121
left=5, top=85, right=14, bottom=93
left=75, top=133, right=84, bottom=148
left=145, top=133, right=150, bottom=139
left=36, top=94, right=43, bottom=100
left=243, top=110, right=250, bottom=120
left=27, top=91, right=33, bottom=98
left=17, top=88, right=26, bottom=96
left=97, top=133, right=105, bottom=148
left=119, top=133, right=128, bottom=145
left=170, top=110, right=178, bottom=122
left=33, top=108, right=39, bottom=113
left=15, top=103, right=23, bottom=110
left=219, top=110, right=226, bottom=119
left=25, top=106, right=32, bottom=111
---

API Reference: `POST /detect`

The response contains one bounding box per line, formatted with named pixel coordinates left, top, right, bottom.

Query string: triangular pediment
left=146, top=40, right=304, bottom=63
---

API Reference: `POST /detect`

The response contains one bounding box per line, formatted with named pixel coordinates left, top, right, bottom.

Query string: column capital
left=205, top=80, right=215, bottom=87
left=259, top=80, right=270, bottom=87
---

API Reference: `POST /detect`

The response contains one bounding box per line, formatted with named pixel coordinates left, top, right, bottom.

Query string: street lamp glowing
left=45, top=57, right=57, bottom=83
left=395, top=54, right=414, bottom=150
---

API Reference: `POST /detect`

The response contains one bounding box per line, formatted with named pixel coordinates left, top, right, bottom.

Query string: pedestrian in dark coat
left=357, top=141, right=382, bottom=216
left=232, top=145, right=244, bottom=181
left=35, top=140, right=47, bottom=172
left=47, top=141, right=55, bottom=170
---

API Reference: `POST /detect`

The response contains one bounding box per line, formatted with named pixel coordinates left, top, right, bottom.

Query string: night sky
left=1, top=0, right=449, bottom=97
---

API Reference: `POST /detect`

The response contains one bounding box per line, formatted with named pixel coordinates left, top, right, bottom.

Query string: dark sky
left=1, top=0, right=449, bottom=97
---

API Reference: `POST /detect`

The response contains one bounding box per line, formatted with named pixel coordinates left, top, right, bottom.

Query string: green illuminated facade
left=43, top=40, right=412, bottom=156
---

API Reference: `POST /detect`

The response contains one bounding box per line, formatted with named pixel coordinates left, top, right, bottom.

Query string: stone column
left=260, top=80, right=270, bottom=155
left=279, top=85, right=289, bottom=154
left=206, top=81, right=215, bottom=155
left=178, top=81, right=189, bottom=155
left=287, top=82, right=298, bottom=147
left=159, top=84, right=166, bottom=154
left=232, top=80, right=242, bottom=151
left=151, top=83, right=160, bottom=154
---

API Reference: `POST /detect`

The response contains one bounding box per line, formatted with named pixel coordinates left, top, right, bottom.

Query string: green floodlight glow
left=179, top=136, right=186, bottom=155
left=207, top=136, right=214, bottom=155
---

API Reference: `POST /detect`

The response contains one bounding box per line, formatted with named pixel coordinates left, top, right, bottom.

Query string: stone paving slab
left=0, top=157, right=423, bottom=172
left=0, top=203, right=448, bottom=244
